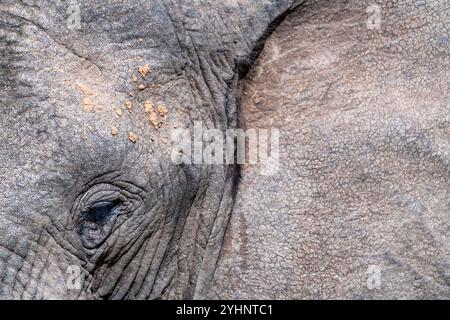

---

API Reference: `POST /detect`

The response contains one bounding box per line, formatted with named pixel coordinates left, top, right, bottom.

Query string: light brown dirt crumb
left=178, top=107, right=187, bottom=115
left=111, top=126, right=118, bottom=136
left=76, top=82, right=93, bottom=96
left=138, top=64, right=151, bottom=78
left=96, top=105, right=104, bottom=112
left=125, top=101, right=133, bottom=111
left=161, top=137, right=169, bottom=144
left=128, top=132, right=137, bottom=143
left=173, top=123, right=178, bottom=128
left=83, top=97, right=94, bottom=112
left=138, top=84, right=146, bottom=91
left=129, top=92, right=134, bottom=97
left=77, top=81, right=96, bottom=112
left=157, top=105, right=169, bottom=127
left=145, top=100, right=159, bottom=129
left=131, top=75, right=138, bottom=82
left=144, top=100, right=153, bottom=113
left=138, top=38, right=144, bottom=43
left=114, top=108, right=123, bottom=117
left=253, top=96, right=263, bottom=104
left=150, top=113, right=159, bottom=129
left=157, top=105, right=168, bottom=117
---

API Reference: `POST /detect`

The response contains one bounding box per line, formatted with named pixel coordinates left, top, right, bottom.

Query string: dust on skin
left=138, top=64, right=151, bottom=78
left=73, top=63, right=173, bottom=143
left=144, top=100, right=154, bottom=113
left=76, top=81, right=95, bottom=112
left=177, top=107, right=188, bottom=115
left=76, top=81, right=93, bottom=96
left=145, top=100, right=160, bottom=129
left=83, top=97, right=95, bottom=112
left=160, top=137, right=168, bottom=144
left=157, top=105, right=169, bottom=128
left=113, top=107, right=123, bottom=117
left=144, top=99, right=171, bottom=129
left=157, top=105, right=168, bottom=117
left=125, top=101, right=133, bottom=112
left=128, top=132, right=137, bottom=143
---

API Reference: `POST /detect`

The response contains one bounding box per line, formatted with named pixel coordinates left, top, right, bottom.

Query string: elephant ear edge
left=232, top=0, right=307, bottom=78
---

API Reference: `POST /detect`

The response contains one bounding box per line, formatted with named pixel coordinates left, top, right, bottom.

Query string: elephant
left=0, top=0, right=448, bottom=299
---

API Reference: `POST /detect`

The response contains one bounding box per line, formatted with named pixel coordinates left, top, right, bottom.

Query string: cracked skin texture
left=0, top=0, right=448, bottom=299
left=209, top=0, right=450, bottom=299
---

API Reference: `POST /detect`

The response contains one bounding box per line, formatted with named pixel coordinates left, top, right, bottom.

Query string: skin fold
left=0, top=0, right=448, bottom=299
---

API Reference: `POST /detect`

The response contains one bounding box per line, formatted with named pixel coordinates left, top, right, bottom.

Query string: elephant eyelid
left=83, top=200, right=123, bottom=224
left=70, top=182, right=145, bottom=250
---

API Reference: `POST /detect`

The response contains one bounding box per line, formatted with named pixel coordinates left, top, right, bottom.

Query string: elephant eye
left=84, top=200, right=122, bottom=225
left=78, top=199, right=125, bottom=249
left=71, top=183, right=143, bottom=250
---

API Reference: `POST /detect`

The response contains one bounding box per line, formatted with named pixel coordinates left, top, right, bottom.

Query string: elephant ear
left=208, top=0, right=450, bottom=299
left=232, top=0, right=306, bottom=75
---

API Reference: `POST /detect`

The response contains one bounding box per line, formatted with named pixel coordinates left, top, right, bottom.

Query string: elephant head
left=1, top=0, right=449, bottom=300
left=0, top=0, right=303, bottom=299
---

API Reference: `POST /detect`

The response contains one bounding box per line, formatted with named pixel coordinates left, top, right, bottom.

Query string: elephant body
left=0, top=0, right=449, bottom=299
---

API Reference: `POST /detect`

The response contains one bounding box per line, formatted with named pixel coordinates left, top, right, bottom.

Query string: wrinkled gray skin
left=0, top=0, right=448, bottom=299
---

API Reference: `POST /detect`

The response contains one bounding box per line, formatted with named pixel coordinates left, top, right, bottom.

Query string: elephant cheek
left=0, top=222, right=89, bottom=299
